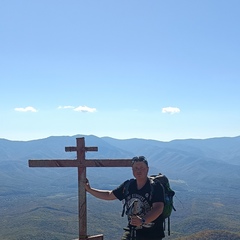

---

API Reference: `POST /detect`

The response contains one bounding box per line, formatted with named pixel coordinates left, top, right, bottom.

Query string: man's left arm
left=144, top=201, right=164, bottom=223
left=130, top=182, right=165, bottom=227
left=130, top=201, right=164, bottom=227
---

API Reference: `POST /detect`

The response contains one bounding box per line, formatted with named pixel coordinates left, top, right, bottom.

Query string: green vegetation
left=175, top=230, right=240, bottom=240
left=0, top=186, right=239, bottom=240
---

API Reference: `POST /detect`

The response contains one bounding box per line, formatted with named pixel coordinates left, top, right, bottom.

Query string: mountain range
left=0, top=134, right=240, bottom=239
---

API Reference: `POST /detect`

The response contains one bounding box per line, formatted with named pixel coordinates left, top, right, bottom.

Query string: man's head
left=132, top=156, right=149, bottom=180
left=132, top=156, right=148, bottom=167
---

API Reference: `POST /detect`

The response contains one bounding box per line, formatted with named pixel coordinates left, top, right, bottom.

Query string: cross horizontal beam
left=65, top=146, right=98, bottom=152
left=28, top=159, right=133, bottom=167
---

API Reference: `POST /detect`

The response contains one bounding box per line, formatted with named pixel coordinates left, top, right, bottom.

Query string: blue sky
left=1, top=0, right=240, bottom=142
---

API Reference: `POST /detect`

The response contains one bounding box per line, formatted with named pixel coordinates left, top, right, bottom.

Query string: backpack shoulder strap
left=123, top=178, right=135, bottom=198
left=148, top=177, right=162, bottom=202
left=121, top=178, right=135, bottom=217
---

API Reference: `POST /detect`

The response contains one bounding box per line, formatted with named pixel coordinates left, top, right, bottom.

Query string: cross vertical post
left=77, top=137, right=87, bottom=238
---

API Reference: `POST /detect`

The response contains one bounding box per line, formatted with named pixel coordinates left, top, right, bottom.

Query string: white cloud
left=58, top=105, right=75, bottom=109
left=162, top=107, right=180, bottom=114
left=57, top=105, right=97, bottom=113
left=14, top=106, right=37, bottom=112
left=73, top=106, right=97, bottom=113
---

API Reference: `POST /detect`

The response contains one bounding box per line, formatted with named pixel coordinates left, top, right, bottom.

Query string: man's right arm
left=85, top=179, right=117, bottom=201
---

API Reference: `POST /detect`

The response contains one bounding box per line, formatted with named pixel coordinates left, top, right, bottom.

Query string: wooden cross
left=28, top=137, right=133, bottom=240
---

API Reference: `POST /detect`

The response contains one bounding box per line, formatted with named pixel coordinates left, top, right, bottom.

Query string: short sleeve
left=112, top=180, right=129, bottom=201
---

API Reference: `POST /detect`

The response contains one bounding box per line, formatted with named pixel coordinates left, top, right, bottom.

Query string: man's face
left=132, top=161, right=149, bottom=180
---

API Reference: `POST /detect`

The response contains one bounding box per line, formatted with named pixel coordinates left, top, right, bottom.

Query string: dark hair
left=132, top=156, right=148, bottom=167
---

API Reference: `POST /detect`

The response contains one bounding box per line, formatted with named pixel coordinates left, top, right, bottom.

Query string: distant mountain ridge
left=1, top=134, right=240, bottom=163
left=102, top=135, right=240, bottom=165
left=1, top=134, right=240, bottom=194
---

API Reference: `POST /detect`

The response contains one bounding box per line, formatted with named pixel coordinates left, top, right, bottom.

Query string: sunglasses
left=132, top=156, right=148, bottom=166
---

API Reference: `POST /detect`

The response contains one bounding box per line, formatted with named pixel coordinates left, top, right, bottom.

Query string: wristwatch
left=141, top=218, right=146, bottom=226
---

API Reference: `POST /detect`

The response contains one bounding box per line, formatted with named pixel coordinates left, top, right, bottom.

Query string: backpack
left=121, top=173, right=176, bottom=236
left=149, top=173, right=176, bottom=236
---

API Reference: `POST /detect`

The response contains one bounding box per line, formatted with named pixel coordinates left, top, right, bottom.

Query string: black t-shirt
left=113, top=178, right=165, bottom=238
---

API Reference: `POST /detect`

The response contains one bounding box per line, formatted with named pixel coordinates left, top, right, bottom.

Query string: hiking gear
left=149, top=173, right=176, bottom=236
left=130, top=226, right=137, bottom=240
left=141, top=218, right=146, bottom=226
left=114, top=178, right=165, bottom=239
left=122, top=173, right=176, bottom=236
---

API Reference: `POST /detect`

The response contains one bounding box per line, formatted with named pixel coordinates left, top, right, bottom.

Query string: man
left=85, top=156, right=165, bottom=240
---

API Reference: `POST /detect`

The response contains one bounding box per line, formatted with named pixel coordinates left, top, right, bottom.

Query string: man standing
left=85, top=156, right=165, bottom=240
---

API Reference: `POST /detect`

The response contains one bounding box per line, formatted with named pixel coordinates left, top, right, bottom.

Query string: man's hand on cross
left=85, top=178, right=91, bottom=192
